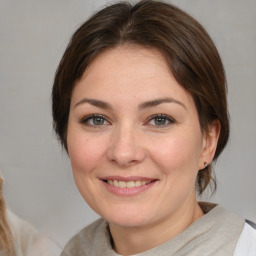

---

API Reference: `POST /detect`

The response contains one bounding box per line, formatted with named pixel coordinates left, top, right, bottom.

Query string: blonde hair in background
left=0, top=176, right=16, bottom=256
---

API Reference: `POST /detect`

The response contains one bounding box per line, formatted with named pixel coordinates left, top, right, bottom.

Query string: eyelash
left=79, top=114, right=175, bottom=127
left=146, top=114, right=176, bottom=127
left=79, top=114, right=110, bottom=127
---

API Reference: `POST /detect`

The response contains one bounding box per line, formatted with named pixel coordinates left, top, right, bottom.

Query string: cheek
left=148, top=131, right=202, bottom=175
left=67, top=129, right=107, bottom=174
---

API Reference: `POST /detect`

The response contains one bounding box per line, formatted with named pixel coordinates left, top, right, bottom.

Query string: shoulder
left=7, top=208, right=38, bottom=255
left=61, top=218, right=110, bottom=256
left=234, top=220, right=256, bottom=256
left=7, top=208, right=38, bottom=238
left=7, top=209, right=61, bottom=256
left=27, top=233, right=61, bottom=256
left=69, top=218, right=107, bottom=240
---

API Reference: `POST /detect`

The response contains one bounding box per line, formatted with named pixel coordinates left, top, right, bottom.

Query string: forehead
left=82, top=45, right=171, bottom=82
left=71, top=45, right=193, bottom=108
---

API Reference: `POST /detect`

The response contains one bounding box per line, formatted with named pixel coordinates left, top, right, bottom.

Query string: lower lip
left=101, top=180, right=157, bottom=196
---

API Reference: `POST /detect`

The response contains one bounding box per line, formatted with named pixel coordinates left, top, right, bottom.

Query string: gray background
left=0, top=0, right=255, bottom=248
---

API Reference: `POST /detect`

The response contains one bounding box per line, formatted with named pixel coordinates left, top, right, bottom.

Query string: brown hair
left=52, top=0, right=229, bottom=194
left=0, top=176, right=16, bottom=256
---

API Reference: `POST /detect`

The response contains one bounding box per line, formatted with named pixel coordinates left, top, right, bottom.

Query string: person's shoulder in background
left=7, top=209, right=61, bottom=256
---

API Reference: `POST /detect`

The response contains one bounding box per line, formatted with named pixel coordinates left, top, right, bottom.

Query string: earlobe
left=199, top=120, right=221, bottom=169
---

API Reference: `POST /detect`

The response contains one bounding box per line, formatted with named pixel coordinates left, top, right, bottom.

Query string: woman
left=52, top=0, right=256, bottom=255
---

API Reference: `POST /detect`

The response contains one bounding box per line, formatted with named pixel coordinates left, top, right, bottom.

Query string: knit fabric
left=61, top=202, right=245, bottom=256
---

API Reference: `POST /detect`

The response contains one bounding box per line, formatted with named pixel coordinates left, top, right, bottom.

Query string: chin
left=109, top=216, right=151, bottom=229
left=102, top=206, right=155, bottom=229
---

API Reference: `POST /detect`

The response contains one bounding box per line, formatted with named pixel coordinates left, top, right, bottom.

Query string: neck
left=109, top=193, right=203, bottom=255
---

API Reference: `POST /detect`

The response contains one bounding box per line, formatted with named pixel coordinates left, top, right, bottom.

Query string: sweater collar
left=103, top=202, right=244, bottom=256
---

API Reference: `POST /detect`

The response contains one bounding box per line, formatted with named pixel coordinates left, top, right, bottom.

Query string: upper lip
left=99, top=176, right=157, bottom=182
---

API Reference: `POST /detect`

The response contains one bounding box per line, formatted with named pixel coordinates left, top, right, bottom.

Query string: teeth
left=119, top=181, right=126, bottom=188
left=135, top=181, right=141, bottom=187
left=127, top=181, right=135, bottom=188
left=113, top=180, right=118, bottom=187
left=107, top=180, right=152, bottom=188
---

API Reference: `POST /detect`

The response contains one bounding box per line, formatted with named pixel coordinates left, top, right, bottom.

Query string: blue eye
left=148, top=114, right=175, bottom=126
left=80, top=114, right=109, bottom=126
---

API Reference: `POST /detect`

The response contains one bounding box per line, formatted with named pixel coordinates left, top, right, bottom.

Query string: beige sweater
left=61, top=203, right=245, bottom=256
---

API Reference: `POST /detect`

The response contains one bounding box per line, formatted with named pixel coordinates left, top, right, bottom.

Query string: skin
left=67, top=45, right=220, bottom=255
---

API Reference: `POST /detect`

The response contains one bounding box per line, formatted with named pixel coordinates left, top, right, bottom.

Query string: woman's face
left=67, top=46, right=216, bottom=229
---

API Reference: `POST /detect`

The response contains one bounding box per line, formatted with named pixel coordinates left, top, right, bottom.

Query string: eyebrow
left=74, top=98, right=113, bottom=110
left=74, top=97, right=186, bottom=110
left=138, top=98, right=186, bottom=110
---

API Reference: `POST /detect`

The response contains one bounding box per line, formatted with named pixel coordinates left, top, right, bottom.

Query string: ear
left=198, top=120, right=221, bottom=170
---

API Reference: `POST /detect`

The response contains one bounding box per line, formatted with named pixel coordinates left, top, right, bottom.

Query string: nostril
left=106, top=132, right=146, bottom=166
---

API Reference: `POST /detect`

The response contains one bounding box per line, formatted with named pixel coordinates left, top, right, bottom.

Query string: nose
left=107, top=125, right=146, bottom=167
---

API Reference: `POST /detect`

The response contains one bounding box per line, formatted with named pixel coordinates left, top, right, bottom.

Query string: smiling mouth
left=104, top=180, right=153, bottom=188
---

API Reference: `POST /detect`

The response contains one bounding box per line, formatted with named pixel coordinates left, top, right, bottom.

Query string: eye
left=147, top=114, right=175, bottom=127
left=80, top=114, right=110, bottom=126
